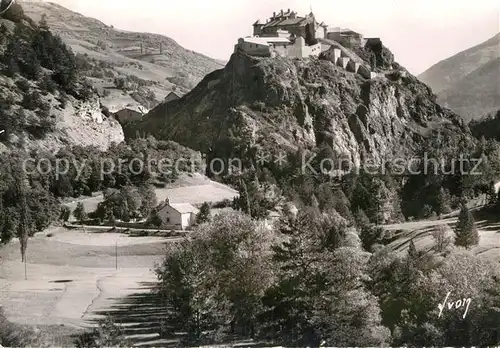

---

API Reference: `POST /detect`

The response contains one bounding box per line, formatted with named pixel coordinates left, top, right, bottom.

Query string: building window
left=167, top=218, right=170, bottom=223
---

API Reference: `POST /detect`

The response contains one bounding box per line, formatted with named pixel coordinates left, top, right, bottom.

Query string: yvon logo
left=437, top=291, right=472, bottom=319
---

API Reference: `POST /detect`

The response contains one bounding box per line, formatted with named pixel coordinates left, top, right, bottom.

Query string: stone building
left=115, top=105, right=148, bottom=123
left=253, top=9, right=327, bottom=45
left=234, top=35, right=321, bottom=59
left=236, top=9, right=380, bottom=80
left=327, top=27, right=364, bottom=47
left=236, top=9, right=326, bottom=59
left=156, top=199, right=199, bottom=230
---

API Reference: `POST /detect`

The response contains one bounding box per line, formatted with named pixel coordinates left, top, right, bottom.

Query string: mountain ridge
left=418, top=33, right=499, bottom=94
left=21, top=1, right=224, bottom=100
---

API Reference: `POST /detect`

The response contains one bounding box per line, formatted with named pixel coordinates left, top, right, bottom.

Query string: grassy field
left=382, top=215, right=500, bottom=262
left=0, top=227, right=176, bottom=346
left=64, top=174, right=239, bottom=220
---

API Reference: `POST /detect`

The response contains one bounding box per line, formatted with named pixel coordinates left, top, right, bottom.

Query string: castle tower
left=253, top=20, right=263, bottom=36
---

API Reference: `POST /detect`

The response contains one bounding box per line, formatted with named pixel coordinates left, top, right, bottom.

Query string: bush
left=16, top=79, right=31, bottom=93
left=58, top=91, right=69, bottom=108
left=74, top=316, right=128, bottom=348
left=360, top=224, right=391, bottom=252
left=38, top=76, right=58, bottom=94
left=0, top=308, right=47, bottom=347
left=22, top=91, right=44, bottom=110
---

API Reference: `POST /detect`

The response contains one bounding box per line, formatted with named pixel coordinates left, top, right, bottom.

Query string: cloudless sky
left=49, top=0, right=499, bottom=75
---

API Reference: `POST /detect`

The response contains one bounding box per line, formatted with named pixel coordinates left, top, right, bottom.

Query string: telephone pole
left=115, top=242, right=118, bottom=270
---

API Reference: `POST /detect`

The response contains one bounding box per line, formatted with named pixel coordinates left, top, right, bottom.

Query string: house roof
left=118, top=105, right=147, bottom=114
left=166, top=91, right=181, bottom=99
left=168, top=203, right=199, bottom=214
left=262, top=16, right=307, bottom=29
left=341, top=29, right=362, bottom=36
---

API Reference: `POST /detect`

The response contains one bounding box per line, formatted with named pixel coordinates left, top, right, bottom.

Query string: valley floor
left=0, top=228, right=175, bottom=346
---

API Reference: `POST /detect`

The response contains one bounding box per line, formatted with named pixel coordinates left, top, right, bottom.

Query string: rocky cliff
left=0, top=3, right=124, bottom=153
left=131, top=51, right=470, bottom=167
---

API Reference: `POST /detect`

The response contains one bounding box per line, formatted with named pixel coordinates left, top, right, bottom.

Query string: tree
left=13, top=165, right=30, bottom=263
left=432, top=225, right=452, bottom=252
left=260, top=211, right=389, bottom=346
left=434, top=187, right=451, bottom=217
left=454, top=205, right=479, bottom=248
left=408, top=239, right=418, bottom=258
left=1, top=208, right=19, bottom=245
left=155, top=211, right=275, bottom=343
left=147, top=209, right=163, bottom=228
left=59, top=205, right=71, bottom=222
left=486, top=181, right=497, bottom=206
left=39, top=14, right=49, bottom=31
left=73, top=202, right=87, bottom=224
left=196, top=202, right=211, bottom=224
left=138, top=185, right=157, bottom=218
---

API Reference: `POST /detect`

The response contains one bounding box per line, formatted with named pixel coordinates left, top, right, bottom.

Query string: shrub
left=38, top=75, right=58, bottom=94
left=22, top=90, right=44, bottom=110
left=0, top=308, right=47, bottom=347
left=74, top=316, right=128, bottom=348
left=16, top=79, right=31, bottom=93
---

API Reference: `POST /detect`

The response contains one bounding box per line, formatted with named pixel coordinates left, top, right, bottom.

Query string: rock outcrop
left=35, top=97, right=124, bottom=152
left=131, top=51, right=470, bottom=167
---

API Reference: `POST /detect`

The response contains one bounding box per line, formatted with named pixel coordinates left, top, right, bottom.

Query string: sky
left=49, top=0, right=499, bottom=75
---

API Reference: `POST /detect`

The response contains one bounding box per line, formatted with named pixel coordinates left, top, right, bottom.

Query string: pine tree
left=39, top=14, right=49, bottom=32
left=408, top=239, right=418, bottom=258
left=13, top=164, right=30, bottom=263
left=73, top=202, right=87, bottom=224
left=454, top=205, right=479, bottom=248
left=196, top=202, right=211, bottom=224
left=486, top=181, right=496, bottom=206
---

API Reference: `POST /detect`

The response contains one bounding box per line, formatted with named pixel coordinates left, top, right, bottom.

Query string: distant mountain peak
left=418, top=32, right=500, bottom=121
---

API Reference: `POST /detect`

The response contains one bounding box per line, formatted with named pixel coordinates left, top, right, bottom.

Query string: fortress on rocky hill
left=234, top=9, right=381, bottom=79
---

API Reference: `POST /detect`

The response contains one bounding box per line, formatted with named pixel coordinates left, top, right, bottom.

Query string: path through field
left=0, top=227, right=176, bottom=346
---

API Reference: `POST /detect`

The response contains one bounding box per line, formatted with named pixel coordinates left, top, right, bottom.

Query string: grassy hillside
left=21, top=1, right=224, bottom=111
left=438, top=57, right=500, bottom=121
left=419, top=33, right=499, bottom=94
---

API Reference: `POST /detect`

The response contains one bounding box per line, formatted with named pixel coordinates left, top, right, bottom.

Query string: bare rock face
left=132, top=51, right=470, bottom=166
left=30, top=96, right=124, bottom=153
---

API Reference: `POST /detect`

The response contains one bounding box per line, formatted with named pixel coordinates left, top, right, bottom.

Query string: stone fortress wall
left=235, top=9, right=381, bottom=79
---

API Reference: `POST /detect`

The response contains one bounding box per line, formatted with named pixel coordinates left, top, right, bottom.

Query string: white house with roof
left=156, top=199, right=199, bottom=230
